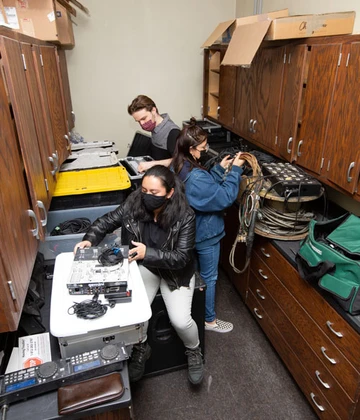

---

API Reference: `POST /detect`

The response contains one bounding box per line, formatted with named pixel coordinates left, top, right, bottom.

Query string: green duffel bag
left=296, top=213, right=360, bottom=315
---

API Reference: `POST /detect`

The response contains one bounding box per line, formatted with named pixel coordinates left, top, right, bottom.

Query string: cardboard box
left=202, top=9, right=289, bottom=66
left=265, top=11, right=355, bottom=40
left=202, top=9, right=355, bottom=67
left=2, top=0, right=74, bottom=46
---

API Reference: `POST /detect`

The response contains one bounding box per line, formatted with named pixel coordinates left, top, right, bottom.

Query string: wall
left=66, top=0, right=235, bottom=156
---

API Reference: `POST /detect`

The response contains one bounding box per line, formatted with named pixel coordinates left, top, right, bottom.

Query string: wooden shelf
left=211, top=69, right=220, bottom=74
left=210, top=92, right=219, bottom=99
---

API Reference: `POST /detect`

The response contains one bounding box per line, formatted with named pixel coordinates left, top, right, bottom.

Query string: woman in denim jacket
left=172, top=120, right=245, bottom=333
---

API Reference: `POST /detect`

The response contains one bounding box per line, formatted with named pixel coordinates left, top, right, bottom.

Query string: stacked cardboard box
left=203, top=9, right=355, bottom=66
left=0, top=0, right=74, bottom=47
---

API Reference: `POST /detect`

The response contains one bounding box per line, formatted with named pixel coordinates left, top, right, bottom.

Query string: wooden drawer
left=251, top=253, right=360, bottom=400
left=254, top=238, right=360, bottom=373
left=249, top=272, right=355, bottom=419
left=246, top=290, right=341, bottom=419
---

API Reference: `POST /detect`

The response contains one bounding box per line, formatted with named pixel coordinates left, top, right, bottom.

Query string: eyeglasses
left=196, top=144, right=209, bottom=153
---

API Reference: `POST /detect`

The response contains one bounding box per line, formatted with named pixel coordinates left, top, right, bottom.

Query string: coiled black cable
left=50, top=218, right=91, bottom=236
left=97, top=247, right=124, bottom=266
left=68, top=292, right=115, bottom=319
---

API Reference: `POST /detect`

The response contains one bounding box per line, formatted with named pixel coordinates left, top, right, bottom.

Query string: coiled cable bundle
left=68, top=292, right=115, bottom=319
left=97, top=247, right=124, bottom=266
left=229, top=153, right=263, bottom=274
left=50, top=218, right=91, bottom=236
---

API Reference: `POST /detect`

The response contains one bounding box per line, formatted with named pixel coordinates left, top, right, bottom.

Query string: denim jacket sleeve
left=185, top=165, right=243, bottom=212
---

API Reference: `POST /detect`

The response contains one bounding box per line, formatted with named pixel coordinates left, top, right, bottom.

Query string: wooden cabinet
left=322, top=41, right=360, bottom=193
left=294, top=43, right=341, bottom=175
left=247, top=237, right=360, bottom=419
left=233, top=46, right=285, bottom=153
left=0, top=29, right=72, bottom=332
left=0, top=70, right=39, bottom=332
left=277, top=44, right=307, bottom=161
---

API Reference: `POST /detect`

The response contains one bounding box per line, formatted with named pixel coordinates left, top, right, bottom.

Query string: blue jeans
left=196, top=241, right=220, bottom=323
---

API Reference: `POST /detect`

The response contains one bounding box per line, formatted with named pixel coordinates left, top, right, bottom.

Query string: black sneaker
left=128, top=342, right=151, bottom=382
left=185, top=346, right=204, bottom=385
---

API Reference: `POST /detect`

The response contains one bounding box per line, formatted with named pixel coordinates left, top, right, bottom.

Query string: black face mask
left=141, top=193, right=167, bottom=212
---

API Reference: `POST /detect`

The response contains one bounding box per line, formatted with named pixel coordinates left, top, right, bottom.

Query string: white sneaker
left=205, top=319, right=233, bottom=333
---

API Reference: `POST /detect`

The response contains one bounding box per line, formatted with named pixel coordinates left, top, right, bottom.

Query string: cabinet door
left=21, top=42, right=57, bottom=206
left=324, top=42, right=360, bottom=193
left=218, top=64, right=236, bottom=128
left=277, top=44, right=307, bottom=161
left=294, top=43, right=341, bottom=174
left=0, top=69, right=38, bottom=332
left=233, top=65, right=254, bottom=138
left=40, top=45, right=70, bottom=166
left=251, top=46, right=285, bottom=152
left=58, top=48, right=75, bottom=132
left=0, top=36, right=47, bottom=239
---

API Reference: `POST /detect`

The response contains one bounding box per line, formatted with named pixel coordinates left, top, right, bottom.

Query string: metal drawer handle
left=297, top=139, right=303, bottom=157
left=48, top=156, right=56, bottom=175
left=315, top=370, right=330, bottom=389
left=347, top=162, right=355, bottom=183
left=287, top=137, right=293, bottom=154
left=217, top=106, right=220, bottom=119
left=258, top=269, right=268, bottom=280
left=256, top=289, right=265, bottom=300
left=260, top=247, right=270, bottom=258
left=253, top=308, right=263, bottom=319
left=37, top=200, right=47, bottom=227
left=310, top=393, right=325, bottom=412
left=27, top=209, right=39, bottom=238
left=320, top=346, right=336, bottom=365
left=326, top=321, right=343, bottom=338
left=249, top=119, right=254, bottom=132
left=252, top=120, right=257, bottom=133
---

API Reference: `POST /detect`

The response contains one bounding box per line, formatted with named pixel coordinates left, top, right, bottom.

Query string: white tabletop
left=50, top=252, right=152, bottom=338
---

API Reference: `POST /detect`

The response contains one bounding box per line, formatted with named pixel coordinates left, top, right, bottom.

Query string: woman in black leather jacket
left=74, top=165, right=204, bottom=385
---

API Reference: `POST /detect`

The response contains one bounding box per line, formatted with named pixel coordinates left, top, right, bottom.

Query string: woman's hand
left=128, top=240, right=146, bottom=262
left=74, top=240, right=92, bottom=254
left=220, top=155, right=233, bottom=169
left=232, top=152, right=245, bottom=167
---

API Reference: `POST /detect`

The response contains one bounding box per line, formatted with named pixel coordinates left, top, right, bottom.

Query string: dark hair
left=172, top=117, right=208, bottom=175
left=124, top=165, right=188, bottom=230
left=127, top=95, right=158, bottom=115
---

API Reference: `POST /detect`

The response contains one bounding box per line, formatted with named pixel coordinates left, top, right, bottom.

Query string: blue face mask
left=141, top=193, right=167, bottom=212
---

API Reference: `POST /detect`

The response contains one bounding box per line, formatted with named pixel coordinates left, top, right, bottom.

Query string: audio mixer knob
left=37, top=361, right=58, bottom=378
left=100, top=344, right=119, bottom=360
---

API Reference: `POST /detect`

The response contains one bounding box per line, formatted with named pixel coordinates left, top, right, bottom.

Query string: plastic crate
left=53, top=166, right=131, bottom=196
left=39, top=205, right=120, bottom=261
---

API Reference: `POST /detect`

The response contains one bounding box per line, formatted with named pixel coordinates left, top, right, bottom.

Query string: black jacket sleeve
left=167, top=128, right=180, bottom=156
left=82, top=204, right=124, bottom=246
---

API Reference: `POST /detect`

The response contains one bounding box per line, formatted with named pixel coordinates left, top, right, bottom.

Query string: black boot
left=185, top=346, right=204, bottom=385
left=128, top=342, right=151, bottom=383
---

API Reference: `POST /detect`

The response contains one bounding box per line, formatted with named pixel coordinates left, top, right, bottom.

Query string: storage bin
left=39, top=205, right=120, bottom=261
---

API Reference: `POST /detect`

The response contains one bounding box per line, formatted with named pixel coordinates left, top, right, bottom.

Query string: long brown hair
left=172, top=117, right=207, bottom=175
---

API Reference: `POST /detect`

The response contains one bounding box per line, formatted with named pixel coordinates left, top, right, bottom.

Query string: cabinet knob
left=217, top=106, right=220, bottom=119
left=256, top=289, right=265, bottom=300
left=347, top=162, right=355, bottom=183
left=287, top=137, right=293, bottom=154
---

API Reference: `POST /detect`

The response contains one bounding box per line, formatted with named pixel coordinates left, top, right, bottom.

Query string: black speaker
left=144, top=275, right=205, bottom=376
